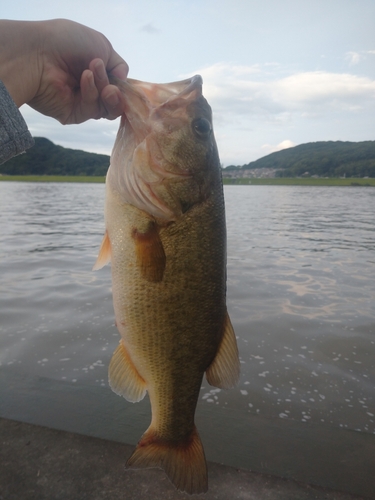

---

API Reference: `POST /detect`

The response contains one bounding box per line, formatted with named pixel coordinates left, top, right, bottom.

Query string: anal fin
left=93, top=231, right=111, bottom=270
left=109, top=341, right=147, bottom=402
left=206, top=310, right=240, bottom=389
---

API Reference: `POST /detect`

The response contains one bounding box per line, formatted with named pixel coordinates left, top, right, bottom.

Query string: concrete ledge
left=0, top=418, right=366, bottom=500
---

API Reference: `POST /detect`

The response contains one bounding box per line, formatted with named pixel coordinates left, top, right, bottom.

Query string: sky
left=4, top=0, right=375, bottom=166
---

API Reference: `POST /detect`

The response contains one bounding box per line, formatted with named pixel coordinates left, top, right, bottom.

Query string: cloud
left=139, top=23, right=160, bottom=34
left=346, top=51, right=362, bottom=65
left=261, top=140, right=296, bottom=155
left=346, top=50, right=375, bottom=65
left=192, top=63, right=375, bottom=121
left=272, top=72, right=375, bottom=108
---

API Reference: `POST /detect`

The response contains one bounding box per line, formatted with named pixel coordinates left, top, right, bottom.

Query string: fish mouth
left=112, top=74, right=203, bottom=109
left=110, top=75, right=203, bottom=141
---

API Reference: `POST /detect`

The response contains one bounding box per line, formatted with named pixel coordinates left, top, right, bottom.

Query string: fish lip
left=158, top=74, right=203, bottom=106
left=111, top=74, right=203, bottom=110
left=173, top=74, right=203, bottom=98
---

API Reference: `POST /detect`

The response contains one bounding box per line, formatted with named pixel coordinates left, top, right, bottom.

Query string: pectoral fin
left=93, top=231, right=111, bottom=270
left=206, top=311, right=240, bottom=389
left=109, top=341, right=147, bottom=402
left=132, top=221, right=166, bottom=282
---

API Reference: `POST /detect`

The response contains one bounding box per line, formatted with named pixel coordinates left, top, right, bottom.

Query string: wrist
left=0, top=20, right=42, bottom=107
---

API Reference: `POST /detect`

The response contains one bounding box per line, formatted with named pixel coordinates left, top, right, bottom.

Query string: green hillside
left=0, top=137, right=110, bottom=176
left=233, top=141, right=375, bottom=178
left=2, top=137, right=374, bottom=179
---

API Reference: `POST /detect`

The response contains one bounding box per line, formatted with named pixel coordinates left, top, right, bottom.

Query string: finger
left=70, top=69, right=103, bottom=123
left=106, top=50, right=129, bottom=81
left=80, top=69, right=100, bottom=104
left=108, top=61, right=128, bottom=81
left=100, top=85, right=124, bottom=120
left=90, top=58, right=109, bottom=95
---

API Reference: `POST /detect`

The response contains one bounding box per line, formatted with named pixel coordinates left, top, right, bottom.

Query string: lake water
left=0, top=182, right=374, bottom=496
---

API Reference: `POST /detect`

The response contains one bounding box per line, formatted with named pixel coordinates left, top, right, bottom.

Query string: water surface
left=1, top=182, right=374, bottom=494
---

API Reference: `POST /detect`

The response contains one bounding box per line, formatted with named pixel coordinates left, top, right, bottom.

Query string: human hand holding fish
left=94, top=75, right=240, bottom=494
left=0, top=19, right=128, bottom=123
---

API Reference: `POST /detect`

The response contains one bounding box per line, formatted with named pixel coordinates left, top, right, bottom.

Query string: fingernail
left=95, top=60, right=107, bottom=81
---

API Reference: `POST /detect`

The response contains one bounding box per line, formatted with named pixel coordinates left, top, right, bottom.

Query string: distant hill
left=0, top=137, right=110, bottom=176
left=226, top=141, right=375, bottom=178
left=2, top=137, right=375, bottom=179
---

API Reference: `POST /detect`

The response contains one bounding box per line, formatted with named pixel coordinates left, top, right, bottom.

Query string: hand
left=0, top=19, right=128, bottom=124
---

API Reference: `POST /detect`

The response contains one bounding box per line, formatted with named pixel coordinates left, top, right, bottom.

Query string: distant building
left=222, top=168, right=279, bottom=179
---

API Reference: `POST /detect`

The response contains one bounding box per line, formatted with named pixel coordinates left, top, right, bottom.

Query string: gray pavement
left=0, top=418, right=367, bottom=500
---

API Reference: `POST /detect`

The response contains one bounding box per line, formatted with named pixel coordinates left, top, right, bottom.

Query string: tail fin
left=126, top=426, right=208, bottom=495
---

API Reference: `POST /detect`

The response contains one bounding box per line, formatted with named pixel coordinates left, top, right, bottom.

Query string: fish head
left=107, top=75, right=221, bottom=221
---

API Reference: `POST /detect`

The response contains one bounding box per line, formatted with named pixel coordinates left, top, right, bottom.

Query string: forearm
left=0, top=20, right=42, bottom=107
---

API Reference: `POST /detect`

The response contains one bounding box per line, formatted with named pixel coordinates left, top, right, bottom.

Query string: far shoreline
left=0, top=175, right=374, bottom=187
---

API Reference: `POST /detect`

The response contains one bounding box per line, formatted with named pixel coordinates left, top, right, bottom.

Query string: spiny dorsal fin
left=206, top=311, right=240, bottom=389
left=127, top=425, right=207, bottom=494
left=109, top=341, right=147, bottom=402
left=132, top=221, right=166, bottom=282
left=93, top=231, right=111, bottom=270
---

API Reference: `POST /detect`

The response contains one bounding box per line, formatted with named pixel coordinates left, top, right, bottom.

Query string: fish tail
left=126, top=426, right=208, bottom=494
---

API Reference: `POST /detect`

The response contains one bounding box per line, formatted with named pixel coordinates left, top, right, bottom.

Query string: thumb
left=106, top=50, right=129, bottom=81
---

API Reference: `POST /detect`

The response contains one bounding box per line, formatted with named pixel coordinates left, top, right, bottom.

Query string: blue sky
left=4, top=0, right=375, bottom=165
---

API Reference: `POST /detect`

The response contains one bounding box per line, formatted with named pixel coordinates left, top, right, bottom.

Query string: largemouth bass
left=94, top=75, right=239, bottom=494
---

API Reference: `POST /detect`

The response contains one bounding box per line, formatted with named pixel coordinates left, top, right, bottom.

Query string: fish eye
left=192, top=118, right=211, bottom=138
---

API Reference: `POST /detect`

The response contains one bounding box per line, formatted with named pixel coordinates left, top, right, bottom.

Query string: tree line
left=1, top=137, right=374, bottom=178
left=225, top=141, right=375, bottom=178
left=0, top=137, right=110, bottom=176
